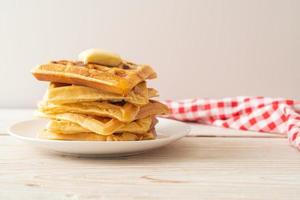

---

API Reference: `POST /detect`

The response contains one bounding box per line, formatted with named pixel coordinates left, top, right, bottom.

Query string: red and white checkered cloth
left=163, top=97, right=300, bottom=150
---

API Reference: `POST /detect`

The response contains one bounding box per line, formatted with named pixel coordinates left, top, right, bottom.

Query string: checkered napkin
left=162, top=97, right=300, bottom=150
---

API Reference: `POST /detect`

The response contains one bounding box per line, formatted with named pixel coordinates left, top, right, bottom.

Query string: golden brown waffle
left=46, top=118, right=158, bottom=135
left=38, top=129, right=156, bottom=141
left=46, top=120, right=91, bottom=134
left=39, top=100, right=169, bottom=123
left=31, top=50, right=168, bottom=141
left=32, top=60, right=157, bottom=95
left=37, top=112, right=155, bottom=135
left=136, top=100, right=170, bottom=119
left=44, top=82, right=158, bottom=106
left=39, top=101, right=139, bottom=123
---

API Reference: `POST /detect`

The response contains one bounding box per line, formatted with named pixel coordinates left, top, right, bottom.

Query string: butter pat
left=78, top=49, right=122, bottom=67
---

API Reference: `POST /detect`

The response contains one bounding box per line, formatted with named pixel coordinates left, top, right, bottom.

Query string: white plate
left=8, top=118, right=190, bottom=157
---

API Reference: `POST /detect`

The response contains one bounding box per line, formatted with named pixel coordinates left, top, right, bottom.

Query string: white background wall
left=0, top=0, right=299, bottom=108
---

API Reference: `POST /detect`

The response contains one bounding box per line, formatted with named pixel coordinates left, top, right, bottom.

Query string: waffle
left=47, top=120, right=91, bottom=134
left=37, top=112, right=155, bottom=135
left=46, top=118, right=158, bottom=134
left=38, top=129, right=156, bottom=141
left=135, top=100, right=170, bottom=119
left=39, top=100, right=169, bottom=122
left=32, top=49, right=169, bottom=141
left=32, top=60, right=157, bottom=95
left=44, top=82, right=158, bottom=106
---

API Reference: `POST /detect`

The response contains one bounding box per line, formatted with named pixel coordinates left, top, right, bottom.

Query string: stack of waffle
left=31, top=49, right=169, bottom=141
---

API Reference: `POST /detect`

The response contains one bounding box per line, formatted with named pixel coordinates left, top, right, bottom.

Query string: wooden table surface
left=1, top=110, right=300, bottom=200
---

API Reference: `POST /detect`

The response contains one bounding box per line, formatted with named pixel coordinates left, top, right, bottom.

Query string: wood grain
left=1, top=136, right=299, bottom=200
